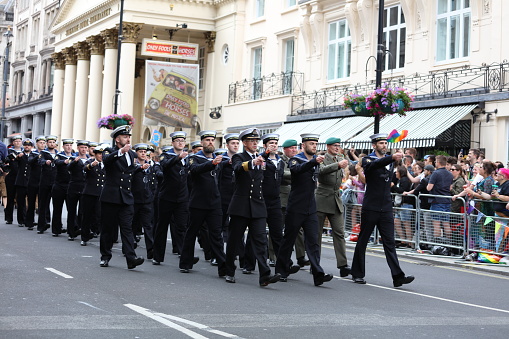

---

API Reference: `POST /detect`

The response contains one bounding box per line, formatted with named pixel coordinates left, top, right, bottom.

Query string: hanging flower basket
left=343, top=84, right=414, bottom=118
left=96, top=114, right=135, bottom=130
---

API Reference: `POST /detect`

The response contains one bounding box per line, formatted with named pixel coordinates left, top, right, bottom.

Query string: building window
left=327, top=20, right=351, bottom=81
left=286, top=0, right=296, bottom=7
left=283, top=39, right=294, bottom=94
left=436, top=0, right=470, bottom=62
left=252, top=47, right=263, bottom=99
left=255, top=0, right=265, bottom=18
left=383, top=5, right=405, bottom=71
left=198, top=47, right=205, bottom=90
left=222, top=44, right=229, bottom=65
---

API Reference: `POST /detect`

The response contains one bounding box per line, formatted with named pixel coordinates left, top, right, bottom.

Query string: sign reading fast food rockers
left=141, top=39, right=199, bottom=61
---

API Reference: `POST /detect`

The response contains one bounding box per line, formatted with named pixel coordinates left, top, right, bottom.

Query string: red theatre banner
left=141, top=39, right=199, bottom=61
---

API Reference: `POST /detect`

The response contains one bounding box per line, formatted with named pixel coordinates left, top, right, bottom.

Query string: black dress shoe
left=68, top=237, right=75, bottom=241
left=27, top=226, right=34, bottom=231
left=52, top=233, right=59, bottom=237
left=352, top=276, right=366, bottom=284
left=37, top=230, right=44, bottom=234
left=279, top=277, right=288, bottom=282
left=180, top=268, right=190, bottom=273
left=147, top=249, right=153, bottom=260
left=193, top=256, right=199, bottom=265
left=210, top=258, right=218, bottom=266
left=268, top=259, right=276, bottom=267
left=218, top=268, right=227, bottom=278
left=18, top=224, right=24, bottom=227
left=259, top=273, right=281, bottom=287
left=297, top=257, right=310, bottom=267
left=80, top=241, right=87, bottom=246
left=225, top=276, right=236, bottom=283
left=152, top=259, right=160, bottom=265
left=314, top=273, right=333, bottom=286
left=242, top=268, right=252, bottom=274
left=127, top=257, right=145, bottom=269
left=393, top=275, right=415, bottom=287
left=6, top=221, right=12, bottom=224
left=339, top=265, right=351, bottom=277
left=289, top=265, right=300, bottom=275
left=100, top=260, right=109, bottom=267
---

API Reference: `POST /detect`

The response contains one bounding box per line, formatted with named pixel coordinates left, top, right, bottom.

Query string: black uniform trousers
left=133, top=202, right=154, bottom=255
left=80, top=194, right=101, bottom=242
left=244, top=207, right=283, bottom=270
left=51, top=185, right=67, bottom=234
left=153, top=200, right=188, bottom=262
left=25, top=185, right=39, bottom=228
left=179, top=207, right=225, bottom=272
left=276, top=212, right=324, bottom=278
left=66, top=191, right=83, bottom=238
left=15, top=186, right=27, bottom=225
left=4, top=175, right=16, bottom=223
left=37, top=185, right=52, bottom=231
left=100, top=201, right=137, bottom=262
left=225, top=215, right=271, bottom=278
left=351, top=210, right=404, bottom=279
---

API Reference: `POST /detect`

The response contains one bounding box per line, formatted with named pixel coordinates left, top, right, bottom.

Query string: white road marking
left=77, top=301, right=106, bottom=311
left=335, top=276, right=509, bottom=314
left=44, top=267, right=73, bottom=279
left=81, top=255, right=93, bottom=258
left=124, top=304, right=242, bottom=339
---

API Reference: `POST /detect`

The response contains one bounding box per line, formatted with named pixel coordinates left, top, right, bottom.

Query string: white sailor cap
left=262, top=133, right=279, bottom=144
left=224, top=133, right=240, bottom=143
left=110, top=125, right=132, bottom=138
left=190, top=141, right=202, bottom=149
left=170, top=131, right=187, bottom=141
left=300, top=133, right=320, bottom=142
left=239, top=128, right=261, bottom=141
left=198, top=130, right=217, bottom=140
left=370, top=133, right=388, bottom=143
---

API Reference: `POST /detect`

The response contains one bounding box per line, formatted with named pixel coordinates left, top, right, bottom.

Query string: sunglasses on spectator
left=451, top=169, right=460, bottom=171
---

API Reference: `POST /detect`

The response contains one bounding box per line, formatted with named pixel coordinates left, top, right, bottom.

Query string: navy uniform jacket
left=218, top=152, right=235, bottom=209
left=5, top=148, right=21, bottom=184
left=279, top=154, right=292, bottom=209
left=227, top=151, right=267, bottom=218
left=27, top=150, right=42, bottom=188
left=38, top=149, right=58, bottom=187
left=287, top=152, right=320, bottom=215
left=15, top=151, right=37, bottom=187
left=132, top=160, right=159, bottom=204
left=188, top=151, right=221, bottom=210
left=67, top=156, right=89, bottom=194
left=361, top=152, right=395, bottom=212
left=83, top=159, right=105, bottom=196
left=100, top=147, right=137, bottom=205
left=261, top=154, right=284, bottom=209
left=54, top=152, right=75, bottom=189
left=158, top=149, right=188, bottom=203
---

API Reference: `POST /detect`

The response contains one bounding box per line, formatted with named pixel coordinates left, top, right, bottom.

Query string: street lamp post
left=1, top=27, right=13, bottom=141
left=374, top=0, right=385, bottom=134
left=113, top=0, right=125, bottom=115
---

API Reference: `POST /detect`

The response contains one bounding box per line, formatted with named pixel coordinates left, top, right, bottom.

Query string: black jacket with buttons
left=53, top=152, right=74, bottom=189
left=218, top=152, right=234, bottom=208
left=67, top=156, right=89, bottom=194
left=287, top=152, right=320, bottom=215
left=100, top=147, right=137, bottom=205
left=261, top=154, right=284, bottom=209
left=227, top=151, right=267, bottom=218
left=4, top=148, right=21, bottom=184
left=27, top=151, right=42, bottom=188
left=158, top=149, right=189, bottom=203
left=361, top=152, right=395, bottom=212
left=15, top=151, right=37, bottom=187
left=38, top=149, right=57, bottom=187
left=83, top=158, right=105, bottom=197
left=132, top=160, right=159, bottom=204
left=188, top=151, right=221, bottom=210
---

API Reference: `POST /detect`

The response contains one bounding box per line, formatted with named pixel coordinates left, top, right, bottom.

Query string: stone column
left=117, top=22, right=142, bottom=116
left=40, top=60, right=46, bottom=95
left=85, top=35, right=105, bottom=142
left=11, top=72, right=17, bottom=104
left=50, top=52, right=65, bottom=139
left=20, top=116, right=28, bottom=135
left=32, top=113, right=41, bottom=136
left=45, top=60, right=52, bottom=94
left=72, top=41, right=91, bottom=140
left=44, top=111, right=52, bottom=135
left=100, top=28, right=118, bottom=143
left=60, top=47, right=77, bottom=140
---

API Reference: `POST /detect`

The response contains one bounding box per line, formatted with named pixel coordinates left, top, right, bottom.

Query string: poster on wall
left=144, top=60, right=199, bottom=128
left=141, top=39, right=199, bottom=61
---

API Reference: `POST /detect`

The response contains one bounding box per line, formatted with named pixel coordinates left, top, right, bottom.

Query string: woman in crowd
left=391, top=166, right=413, bottom=248
left=450, top=164, right=467, bottom=213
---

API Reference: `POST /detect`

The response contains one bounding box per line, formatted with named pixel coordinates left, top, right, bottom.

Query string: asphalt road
left=1, top=221, right=509, bottom=339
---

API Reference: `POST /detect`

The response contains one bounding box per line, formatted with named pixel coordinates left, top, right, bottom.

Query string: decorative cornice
left=61, top=47, right=77, bottom=65
left=73, top=41, right=91, bottom=60
left=101, top=28, right=118, bottom=49
left=117, top=22, right=143, bottom=44
left=51, top=52, right=65, bottom=70
left=39, top=47, right=55, bottom=58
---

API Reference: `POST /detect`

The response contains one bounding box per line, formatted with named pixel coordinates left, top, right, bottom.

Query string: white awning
left=275, top=104, right=476, bottom=149
left=346, top=104, right=477, bottom=149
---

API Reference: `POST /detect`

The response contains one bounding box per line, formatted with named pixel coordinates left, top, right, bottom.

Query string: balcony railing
left=291, top=62, right=509, bottom=116
left=228, top=71, right=304, bottom=104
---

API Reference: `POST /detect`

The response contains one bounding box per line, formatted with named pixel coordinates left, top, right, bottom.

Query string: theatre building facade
left=6, top=0, right=509, bottom=163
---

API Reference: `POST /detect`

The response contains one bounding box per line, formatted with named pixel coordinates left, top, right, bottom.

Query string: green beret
left=325, top=137, right=341, bottom=145
left=281, top=139, right=298, bottom=148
